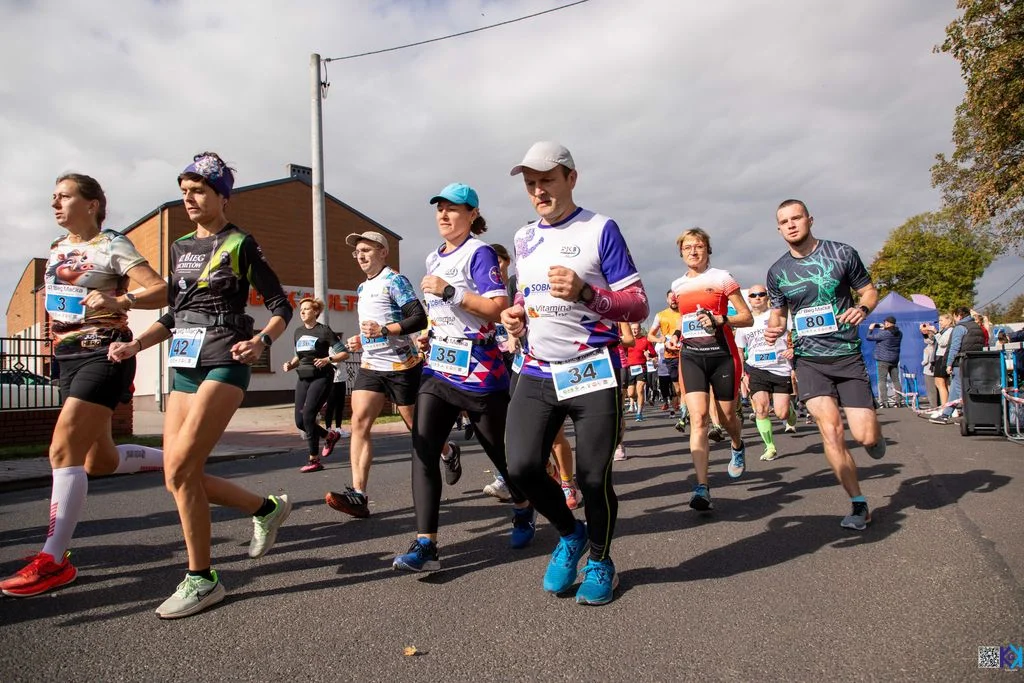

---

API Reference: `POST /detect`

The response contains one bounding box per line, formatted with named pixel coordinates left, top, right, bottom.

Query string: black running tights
left=294, top=376, right=331, bottom=456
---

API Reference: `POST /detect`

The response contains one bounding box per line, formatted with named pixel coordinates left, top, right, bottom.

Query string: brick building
left=5, top=163, right=402, bottom=415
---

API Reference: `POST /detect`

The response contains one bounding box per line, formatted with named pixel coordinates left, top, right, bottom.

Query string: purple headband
left=182, top=154, right=234, bottom=198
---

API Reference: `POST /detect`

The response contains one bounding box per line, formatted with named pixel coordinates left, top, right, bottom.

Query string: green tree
left=869, top=210, right=1000, bottom=311
left=932, top=0, right=1024, bottom=253
left=985, top=291, right=1024, bottom=322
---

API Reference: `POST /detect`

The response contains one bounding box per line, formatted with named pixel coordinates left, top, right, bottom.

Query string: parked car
left=0, top=369, right=61, bottom=409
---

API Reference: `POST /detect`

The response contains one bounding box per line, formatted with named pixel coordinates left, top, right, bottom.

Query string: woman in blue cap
left=392, top=183, right=535, bottom=572
left=109, top=152, right=294, bottom=618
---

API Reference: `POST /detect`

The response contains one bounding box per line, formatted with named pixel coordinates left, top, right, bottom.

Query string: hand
left=360, top=320, right=384, bottom=338
left=282, top=361, right=292, bottom=373
left=779, top=348, right=794, bottom=361
left=346, top=334, right=363, bottom=352
left=421, top=275, right=450, bottom=298
left=547, top=266, right=584, bottom=302
left=501, top=305, right=527, bottom=338
left=696, top=311, right=716, bottom=330
left=837, top=306, right=868, bottom=325
left=313, top=357, right=332, bottom=369
left=82, top=290, right=123, bottom=312
left=108, top=339, right=141, bottom=362
left=231, top=337, right=265, bottom=365
left=416, top=333, right=431, bottom=352
left=763, top=325, right=785, bottom=345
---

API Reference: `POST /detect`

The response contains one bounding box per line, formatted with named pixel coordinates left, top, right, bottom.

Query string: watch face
left=443, top=285, right=455, bottom=299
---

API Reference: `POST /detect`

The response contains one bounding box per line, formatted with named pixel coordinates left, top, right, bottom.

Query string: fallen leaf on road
left=403, top=646, right=420, bottom=656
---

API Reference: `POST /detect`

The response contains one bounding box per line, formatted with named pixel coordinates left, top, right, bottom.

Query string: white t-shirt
left=513, top=208, right=640, bottom=378
left=356, top=266, right=421, bottom=372
left=734, top=310, right=792, bottom=377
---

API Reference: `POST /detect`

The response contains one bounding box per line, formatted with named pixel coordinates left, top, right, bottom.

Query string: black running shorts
left=353, top=365, right=422, bottom=407
left=793, top=354, right=874, bottom=408
left=744, top=364, right=793, bottom=396
left=680, top=352, right=740, bottom=401
left=58, top=353, right=135, bottom=410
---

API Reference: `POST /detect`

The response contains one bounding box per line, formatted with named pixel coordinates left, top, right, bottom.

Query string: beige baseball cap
left=345, top=231, right=388, bottom=249
left=510, top=141, right=575, bottom=176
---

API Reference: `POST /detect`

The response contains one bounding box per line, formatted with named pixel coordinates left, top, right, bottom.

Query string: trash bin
left=960, top=350, right=1004, bottom=436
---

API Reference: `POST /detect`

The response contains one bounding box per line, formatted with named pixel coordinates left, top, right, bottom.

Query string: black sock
left=187, top=567, right=215, bottom=581
left=254, top=497, right=276, bottom=518
left=588, top=544, right=606, bottom=564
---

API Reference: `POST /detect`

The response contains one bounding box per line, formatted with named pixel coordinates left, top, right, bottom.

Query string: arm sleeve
left=468, top=246, right=505, bottom=297
left=329, top=327, right=346, bottom=354
left=243, top=236, right=292, bottom=324
left=584, top=281, right=649, bottom=322
left=388, top=273, right=420, bottom=308
left=396, top=299, right=427, bottom=335
left=158, top=311, right=174, bottom=329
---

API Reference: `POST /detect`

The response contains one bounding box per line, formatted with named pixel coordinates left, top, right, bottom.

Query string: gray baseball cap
left=345, top=231, right=388, bottom=249
left=510, top=141, right=575, bottom=176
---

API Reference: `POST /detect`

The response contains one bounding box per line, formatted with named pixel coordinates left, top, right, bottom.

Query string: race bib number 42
left=794, top=304, right=839, bottom=338
left=168, top=328, right=207, bottom=368
left=45, top=284, right=87, bottom=323
left=550, top=348, right=616, bottom=401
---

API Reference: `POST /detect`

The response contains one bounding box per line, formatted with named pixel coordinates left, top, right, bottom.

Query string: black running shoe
left=442, top=441, right=463, bottom=485
left=325, top=487, right=369, bottom=518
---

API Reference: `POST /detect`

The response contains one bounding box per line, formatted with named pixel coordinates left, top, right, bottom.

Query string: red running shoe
left=321, top=429, right=341, bottom=459
left=300, top=458, right=324, bottom=473
left=1, top=551, right=77, bottom=597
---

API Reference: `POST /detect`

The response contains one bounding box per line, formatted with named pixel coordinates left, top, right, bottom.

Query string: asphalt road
left=1, top=407, right=1022, bottom=682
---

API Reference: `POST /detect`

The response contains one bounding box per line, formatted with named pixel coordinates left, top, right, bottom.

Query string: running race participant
left=108, top=153, right=293, bottom=618
left=392, top=183, right=534, bottom=572
left=502, top=141, right=648, bottom=605
left=734, top=284, right=797, bottom=462
left=0, top=174, right=167, bottom=598
left=764, top=199, right=885, bottom=532
left=323, top=355, right=350, bottom=436
left=613, top=322, right=635, bottom=461
left=625, top=323, right=655, bottom=422
left=326, top=231, right=428, bottom=518
left=671, top=228, right=753, bottom=511
left=282, top=297, right=348, bottom=473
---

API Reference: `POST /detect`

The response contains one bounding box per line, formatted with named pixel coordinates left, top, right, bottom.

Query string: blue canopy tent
left=859, top=293, right=938, bottom=404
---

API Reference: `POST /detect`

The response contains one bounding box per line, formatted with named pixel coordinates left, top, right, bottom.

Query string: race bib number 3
left=361, top=334, right=389, bottom=352
left=428, top=338, right=473, bottom=376
left=795, top=304, right=839, bottom=338
left=551, top=349, right=616, bottom=401
left=168, top=328, right=207, bottom=368
left=45, top=284, right=87, bottom=323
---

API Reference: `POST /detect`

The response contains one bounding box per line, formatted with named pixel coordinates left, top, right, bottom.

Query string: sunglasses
left=748, top=292, right=767, bottom=298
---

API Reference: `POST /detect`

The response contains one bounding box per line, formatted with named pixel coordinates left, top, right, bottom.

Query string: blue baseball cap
left=429, top=182, right=479, bottom=209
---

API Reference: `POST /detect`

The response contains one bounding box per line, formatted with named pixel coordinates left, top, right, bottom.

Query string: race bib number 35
left=551, top=349, right=616, bottom=401
left=794, top=304, right=839, bottom=338
left=168, top=328, right=207, bottom=368
left=428, top=338, right=472, bottom=376
left=45, top=284, right=87, bottom=323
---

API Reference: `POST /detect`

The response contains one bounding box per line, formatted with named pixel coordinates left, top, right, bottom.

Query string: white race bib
left=428, top=338, right=473, bottom=377
left=168, top=328, right=207, bottom=368
left=794, top=304, right=839, bottom=338
left=45, top=284, right=88, bottom=323
left=295, top=335, right=318, bottom=353
left=679, top=312, right=711, bottom=339
left=646, top=360, right=656, bottom=373
left=511, top=352, right=525, bottom=374
left=361, top=334, right=389, bottom=352
left=551, top=348, right=617, bottom=401
left=630, top=364, right=644, bottom=377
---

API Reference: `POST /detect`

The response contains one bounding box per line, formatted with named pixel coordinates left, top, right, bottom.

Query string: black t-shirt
left=293, top=323, right=344, bottom=379
left=766, top=239, right=871, bottom=360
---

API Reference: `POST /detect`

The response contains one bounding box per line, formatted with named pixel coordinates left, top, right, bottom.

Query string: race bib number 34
left=45, top=284, right=87, bottom=323
left=168, top=328, right=207, bottom=368
left=428, top=338, right=473, bottom=376
left=551, top=349, right=616, bottom=401
left=795, top=304, right=839, bottom=338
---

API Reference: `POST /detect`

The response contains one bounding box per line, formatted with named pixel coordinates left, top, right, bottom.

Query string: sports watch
left=258, top=333, right=274, bottom=347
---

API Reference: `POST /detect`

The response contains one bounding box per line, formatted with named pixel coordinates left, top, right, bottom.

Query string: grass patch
left=0, top=435, right=163, bottom=461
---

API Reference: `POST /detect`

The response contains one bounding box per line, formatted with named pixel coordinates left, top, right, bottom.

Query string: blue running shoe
left=542, top=521, right=588, bottom=594
left=510, top=506, right=536, bottom=549
left=393, top=538, right=440, bottom=572
left=689, top=484, right=713, bottom=511
left=727, top=442, right=746, bottom=479
left=575, top=558, right=619, bottom=606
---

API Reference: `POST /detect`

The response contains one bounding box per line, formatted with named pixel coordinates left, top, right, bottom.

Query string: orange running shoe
left=1, top=551, right=77, bottom=597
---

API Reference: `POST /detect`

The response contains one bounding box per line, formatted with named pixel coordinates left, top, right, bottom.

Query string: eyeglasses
left=352, top=249, right=378, bottom=257
left=748, top=292, right=767, bottom=298
left=680, top=245, right=706, bottom=252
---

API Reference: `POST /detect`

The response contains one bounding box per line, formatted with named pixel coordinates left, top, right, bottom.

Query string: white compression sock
left=114, top=444, right=164, bottom=474
left=41, top=466, right=89, bottom=560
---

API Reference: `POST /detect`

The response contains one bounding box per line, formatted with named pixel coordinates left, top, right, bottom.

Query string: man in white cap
left=501, top=141, right=649, bottom=605
left=324, top=231, right=428, bottom=518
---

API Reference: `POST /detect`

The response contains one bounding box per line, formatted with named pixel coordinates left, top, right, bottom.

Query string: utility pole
left=310, top=53, right=329, bottom=325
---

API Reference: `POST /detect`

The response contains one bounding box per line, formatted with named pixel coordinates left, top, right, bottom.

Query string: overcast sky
left=2, top=0, right=1019, bottom=335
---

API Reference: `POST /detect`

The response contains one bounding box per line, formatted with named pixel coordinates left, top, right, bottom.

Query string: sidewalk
left=0, top=403, right=411, bottom=492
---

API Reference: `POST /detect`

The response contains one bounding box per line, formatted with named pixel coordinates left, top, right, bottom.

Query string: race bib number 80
left=794, top=304, right=839, bottom=338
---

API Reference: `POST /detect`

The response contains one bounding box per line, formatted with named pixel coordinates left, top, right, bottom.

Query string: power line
left=324, top=0, right=591, bottom=62
left=978, top=270, right=1024, bottom=309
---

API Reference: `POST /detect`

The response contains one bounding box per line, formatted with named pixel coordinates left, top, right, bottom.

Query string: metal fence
left=0, top=336, right=61, bottom=410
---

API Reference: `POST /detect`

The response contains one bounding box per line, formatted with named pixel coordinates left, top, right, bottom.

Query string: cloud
left=2, top=0, right=1015, bottom=334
